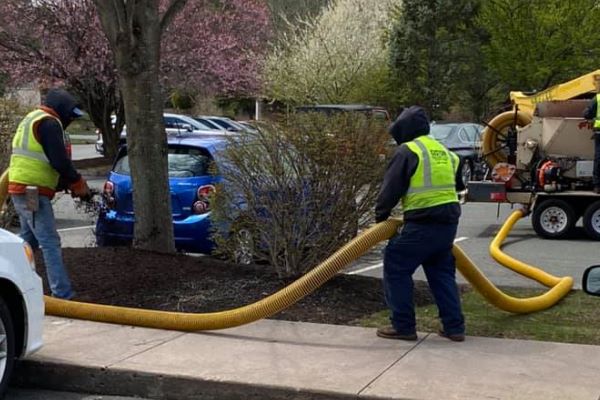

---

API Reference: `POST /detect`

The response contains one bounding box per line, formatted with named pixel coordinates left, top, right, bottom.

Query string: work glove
left=70, top=177, right=92, bottom=201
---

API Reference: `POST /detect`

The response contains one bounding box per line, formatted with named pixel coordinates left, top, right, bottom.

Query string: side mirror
left=582, top=265, right=600, bottom=296
left=180, top=123, right=193, bottom=132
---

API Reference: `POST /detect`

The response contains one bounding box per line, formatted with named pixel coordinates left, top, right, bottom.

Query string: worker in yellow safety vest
left=583, top=76, right=600, bottom=194
left=375, top=106, right=466, bottom=342
left=8, top=88, right=91, bottom=299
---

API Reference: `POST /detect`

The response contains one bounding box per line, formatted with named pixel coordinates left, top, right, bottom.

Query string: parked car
left=428, top=122, right=487, bottom=185
left=96, top=134, right=231, bottom=254
left=95, top=113, right=227, bottom=155
left=0, top=229, right=44, bottom=397
left=163, top=113, right=225, bottom=134
left=195, top=116, right=257, bottom=133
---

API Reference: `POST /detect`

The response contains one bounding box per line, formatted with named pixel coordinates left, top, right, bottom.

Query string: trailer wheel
left=532, top=199, right=576, bottom=239
left=583, top=201, right=600, bottom=241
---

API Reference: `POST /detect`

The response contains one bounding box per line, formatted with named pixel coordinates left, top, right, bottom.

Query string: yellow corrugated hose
left=490, top=209, right=568, bottom=288
left=481, top=110, right=532, bottom=167
left=0, top=169, right=572, bottom=330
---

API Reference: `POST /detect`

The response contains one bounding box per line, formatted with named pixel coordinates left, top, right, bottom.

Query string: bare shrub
left=211, top=112, right=389, bottom=278
left=0, top=99, right=23, bottom=229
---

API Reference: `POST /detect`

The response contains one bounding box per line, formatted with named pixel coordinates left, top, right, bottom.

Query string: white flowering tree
left=265, top=0, right=396, bottom=106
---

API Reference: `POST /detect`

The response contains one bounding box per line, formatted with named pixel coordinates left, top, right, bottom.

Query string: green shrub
left=210, top=112, right=390, bottom=278
left=170, top=90, right=196, bottom=111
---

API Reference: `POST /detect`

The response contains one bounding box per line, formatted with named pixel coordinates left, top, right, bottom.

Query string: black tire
left=0, top=298, right=16, bottom=399
left=532, top=199, right=576, bottom=239
left=583, top=200, right=600, bottom=241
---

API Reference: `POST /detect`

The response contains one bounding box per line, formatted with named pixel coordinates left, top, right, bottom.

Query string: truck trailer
left=467, top=71, right=600, bottom=240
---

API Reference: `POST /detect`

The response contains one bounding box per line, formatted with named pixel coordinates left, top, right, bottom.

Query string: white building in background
left=5, top=83, right=40, bottom=108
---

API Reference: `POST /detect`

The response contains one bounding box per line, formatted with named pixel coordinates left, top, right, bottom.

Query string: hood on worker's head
left=388, top=106, right=430, bottom=145
left=43, top=88, right=83, bottom=129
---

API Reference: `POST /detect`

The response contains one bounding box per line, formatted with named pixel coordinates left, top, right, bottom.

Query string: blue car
left=95, top=134, right=231, bottom=254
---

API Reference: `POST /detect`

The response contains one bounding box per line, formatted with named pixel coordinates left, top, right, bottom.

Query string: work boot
left=376, top=326, right=418, bottom=341
left=438, top=330, right=465, bottom=342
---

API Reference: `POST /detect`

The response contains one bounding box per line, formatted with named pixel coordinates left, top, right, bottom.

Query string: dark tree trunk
left=93, top=0, right=176, bottom=253
left=72, top=81, right=125, bottom=160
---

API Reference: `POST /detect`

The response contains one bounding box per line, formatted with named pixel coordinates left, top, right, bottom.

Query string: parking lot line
left=57, top=226, right=94, bottom=233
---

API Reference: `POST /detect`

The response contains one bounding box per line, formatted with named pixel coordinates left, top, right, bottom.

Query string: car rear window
left=113, top=146, right=213, bottom=178
left=429, top=125, right=456, bottom=140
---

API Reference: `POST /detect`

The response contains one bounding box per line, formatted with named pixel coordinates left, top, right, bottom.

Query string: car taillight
left=103, top=181, right=116, bottom=208
left=193, top=184, right=215, bottom=214
left=23, top=243, right=35, bottom=271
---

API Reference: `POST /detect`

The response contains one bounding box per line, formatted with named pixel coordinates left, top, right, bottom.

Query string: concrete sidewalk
left=13, top=316, right=600, bottom=400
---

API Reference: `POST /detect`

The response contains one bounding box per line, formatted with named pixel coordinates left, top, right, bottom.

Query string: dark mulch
left=35, top=247, right=438, bottom=326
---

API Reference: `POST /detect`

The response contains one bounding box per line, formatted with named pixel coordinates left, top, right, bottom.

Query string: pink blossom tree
left=0, top=0, right=124, bottom=159
left=0, top=0, right=271, bottom=253
left=0, top=0, right=271, bottom=160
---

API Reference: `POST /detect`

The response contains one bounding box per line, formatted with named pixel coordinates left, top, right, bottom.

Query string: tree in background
left=264, top=0, right=397, bottom=108
left=0, top=0, right=124, bottom=160
left=479, top=0, right=600, bottom=92
left=162, top=0, right=271, bottom=98
left=266, top=0, right=330, bottom=38
left=388, top=0, right=482, bottom=120
left=453, top=4, right=503, bottom=121
left=0, top=0, right=271, bottom=160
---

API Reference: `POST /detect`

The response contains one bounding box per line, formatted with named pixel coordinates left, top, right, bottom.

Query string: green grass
left=358, top=288, right=600, bottom=345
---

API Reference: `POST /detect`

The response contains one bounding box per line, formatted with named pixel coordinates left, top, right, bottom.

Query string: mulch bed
left=52, top=157, right=437, bottom=325
left=35, top=247, right=438, bottom=326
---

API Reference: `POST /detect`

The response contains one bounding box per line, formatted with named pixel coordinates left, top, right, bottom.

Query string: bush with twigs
left=210, top=112, right=390, bottom=278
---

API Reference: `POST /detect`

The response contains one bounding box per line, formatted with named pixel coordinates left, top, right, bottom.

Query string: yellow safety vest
left=402, top=135, right=459, bottom=212
left=595, top=94, right=600, bottom=129
left=9, top=109, right=64, bottom=189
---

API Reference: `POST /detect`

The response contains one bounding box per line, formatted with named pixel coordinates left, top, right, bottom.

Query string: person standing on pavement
left=582, top=75, right=600, bottom=194
left=374, top=106, right=466, bottom=342
left=8, top=88, right=91, bottom=300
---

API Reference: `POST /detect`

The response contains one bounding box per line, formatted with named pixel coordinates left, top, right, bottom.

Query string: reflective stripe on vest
left=595, top=94, right=600, bottom=129
left=9, top=109, right=64, bottom=189
left=402, top=136, right=459, bottom=212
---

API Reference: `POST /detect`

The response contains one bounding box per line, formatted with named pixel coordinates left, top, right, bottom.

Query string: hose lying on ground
left=1, top=170, right=573, bottom=330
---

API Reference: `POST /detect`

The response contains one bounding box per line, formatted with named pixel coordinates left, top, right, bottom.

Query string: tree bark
left=94, top=0, right=175, bottom=253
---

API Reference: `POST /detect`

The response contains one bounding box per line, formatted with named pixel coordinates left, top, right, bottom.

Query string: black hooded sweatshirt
left=37, top=89, right=82, bottom=189
left=375, top=106, right=464, bottom=224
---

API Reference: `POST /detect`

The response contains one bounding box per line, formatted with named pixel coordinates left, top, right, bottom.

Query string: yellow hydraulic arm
left=483, top=69, right=600, bottom=166
left=510, top=69, right=600, bottom=115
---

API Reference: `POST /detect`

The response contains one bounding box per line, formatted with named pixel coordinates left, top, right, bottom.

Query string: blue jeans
left=12, top=194, right=74, bottom=299
left=383, top=222, right=464, bottom=336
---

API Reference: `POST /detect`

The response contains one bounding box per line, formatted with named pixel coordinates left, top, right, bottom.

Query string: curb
left=13, top=360, right=356, bottom=400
